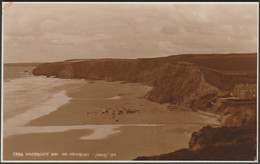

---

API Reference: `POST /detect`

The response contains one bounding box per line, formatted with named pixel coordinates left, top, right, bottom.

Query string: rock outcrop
left=32, top=53, right=257, bottom=160
left=136, top=124, right=256, bottom=160
left=33, top=53, right=256, bottom=106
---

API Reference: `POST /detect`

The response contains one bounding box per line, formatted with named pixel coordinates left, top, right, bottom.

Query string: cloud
left=161, top=26, right=181, bottom=35
left=3, top=3, right=258, bottom=63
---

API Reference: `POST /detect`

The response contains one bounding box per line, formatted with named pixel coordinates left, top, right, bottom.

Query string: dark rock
left=135, top=125, right=256, bottom=160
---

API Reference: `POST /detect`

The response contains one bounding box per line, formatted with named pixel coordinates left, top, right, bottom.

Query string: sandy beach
left=27, top=81, right=219, bottom=126
left=3, top=80, right=221, bottom=160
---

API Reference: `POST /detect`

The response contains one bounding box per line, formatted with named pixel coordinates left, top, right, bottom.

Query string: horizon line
left=3, top=52, right=257, bottom=64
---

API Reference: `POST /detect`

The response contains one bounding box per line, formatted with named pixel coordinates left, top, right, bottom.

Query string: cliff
left=32, top=53, right=257, bottom=160
left=136, top=124, right=256, bottom=160
left=33, top=53, right=256, bottom=106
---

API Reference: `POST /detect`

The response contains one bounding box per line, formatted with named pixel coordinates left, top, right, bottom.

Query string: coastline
left=27, top=80, right=221, bottom=126
left=3, top=80, right=222, bottom=160
left=3, top=76, right=87, bottom=138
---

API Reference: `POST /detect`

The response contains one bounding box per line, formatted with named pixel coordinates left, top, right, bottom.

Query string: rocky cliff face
left=136, top=125, right=256, bottom=160
left=32, top=53, right=257, bottom=160
left=34, top=54, right=256, bottom=105
left=33, top=53, right=256, bottom=112
left=33, top=53, right=257, bottom=125
left=135, top=99, right=257, bottom=161
left=33, top=59, right=211, bottom=105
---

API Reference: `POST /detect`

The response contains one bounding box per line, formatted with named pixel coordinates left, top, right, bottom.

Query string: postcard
left=1, top=1, right=258, bottom=162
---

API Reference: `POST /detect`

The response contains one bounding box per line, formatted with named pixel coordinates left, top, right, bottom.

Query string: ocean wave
left=4, top=90, right=72, bottom=136
left=3, top=75, right=86, bottom=120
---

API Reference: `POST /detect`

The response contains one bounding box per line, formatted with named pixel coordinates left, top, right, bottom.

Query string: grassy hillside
left=4, top=63, right=41, bottom=67
left=32, top=53, right=257, bottom=160
left=32, top=53, right=257, bottom=127
left=33, top=53, right=257, bottom=104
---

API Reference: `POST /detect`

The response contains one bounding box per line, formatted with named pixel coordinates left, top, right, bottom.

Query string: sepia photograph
left=1, top=1, right=258, bottom=162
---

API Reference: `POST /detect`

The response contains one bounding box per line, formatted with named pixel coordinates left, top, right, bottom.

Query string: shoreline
left=26, top=80, right=221, bottom=126
left=3, top=79, right=222, bottom=160
left=4, top=90, right=71, bottom=138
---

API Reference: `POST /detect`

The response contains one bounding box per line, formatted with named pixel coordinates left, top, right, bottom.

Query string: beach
left=3, top=74, right=221, bottom=160
left=27, top=80, right=220, bottom=126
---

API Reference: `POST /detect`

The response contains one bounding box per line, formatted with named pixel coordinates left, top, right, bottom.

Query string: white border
left=4, top=2, right=259, bottom=4
left=1, top=1, right=259, bottom=163
left=256, top=2, right=259, bottom=163
left=1, top=1, right=4, bottom=163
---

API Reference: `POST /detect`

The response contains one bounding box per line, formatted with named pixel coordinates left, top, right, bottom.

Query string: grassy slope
left=32, top=53, right=257, bottom=160
left=33, top=53, right=257, bottom=104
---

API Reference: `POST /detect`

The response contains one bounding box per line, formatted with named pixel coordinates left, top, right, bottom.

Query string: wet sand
left=27, top=81, right=219, bottom=126
left=3, top=80, right=221, bottom=160
left=4, top=125, right=203, bottom=160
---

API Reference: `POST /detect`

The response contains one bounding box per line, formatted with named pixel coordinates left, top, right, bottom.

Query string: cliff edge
left=33, top=53, right=256, bottom=106
left=32, top=53, right=257, bottom=160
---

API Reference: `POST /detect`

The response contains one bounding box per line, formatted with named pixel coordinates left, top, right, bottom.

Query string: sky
left=3, top=2, right=258, bottom=63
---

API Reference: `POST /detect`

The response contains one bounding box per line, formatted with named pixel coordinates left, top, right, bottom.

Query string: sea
left=3, top=64, right=89, bottom=137
left=3, top=64, right=221, bottom=160
left=3, top=65, right=166, bottom=158
left=3, top=64, right=86, bottom=121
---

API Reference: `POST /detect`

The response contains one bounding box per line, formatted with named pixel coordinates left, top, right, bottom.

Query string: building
left=231, top=83, right=257, bottom=99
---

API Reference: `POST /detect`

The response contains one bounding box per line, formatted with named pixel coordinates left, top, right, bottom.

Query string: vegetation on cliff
left=32, top=53, right=257, bottom=160
left=33, top=53, right=256, bottom=105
